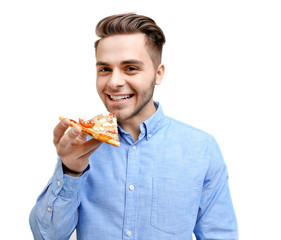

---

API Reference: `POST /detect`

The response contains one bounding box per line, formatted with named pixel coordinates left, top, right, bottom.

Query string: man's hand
left=53, top=118, right=101, bottom=177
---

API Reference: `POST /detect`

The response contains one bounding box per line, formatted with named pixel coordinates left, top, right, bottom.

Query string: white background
left=1, top=0, right=280, bottom=239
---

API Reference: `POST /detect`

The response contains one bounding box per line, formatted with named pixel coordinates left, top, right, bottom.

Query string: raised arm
left=29, top=118, right=101, bottom=239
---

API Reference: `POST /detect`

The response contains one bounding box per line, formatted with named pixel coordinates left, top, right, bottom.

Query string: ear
left=155, top=64, right=165, bottom=85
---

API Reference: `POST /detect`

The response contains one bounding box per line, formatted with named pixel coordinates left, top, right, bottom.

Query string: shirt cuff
left=52, top=157, right=90, bottom=199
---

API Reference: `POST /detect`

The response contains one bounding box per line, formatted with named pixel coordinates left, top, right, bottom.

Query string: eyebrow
left=96, top=61, right=109, bottom=66
left=96, top=59, right=144, bottom=67
left=121, top=59, right=144, bottom=66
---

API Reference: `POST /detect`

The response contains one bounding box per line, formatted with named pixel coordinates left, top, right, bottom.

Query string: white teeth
left=110, top=95, right=131, bottom=100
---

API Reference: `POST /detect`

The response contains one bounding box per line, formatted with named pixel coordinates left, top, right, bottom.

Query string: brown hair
left=94, top=13, right=166, bottom=69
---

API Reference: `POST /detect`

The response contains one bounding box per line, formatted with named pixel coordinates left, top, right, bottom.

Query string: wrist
left=62, top=163, right=83, bottom=177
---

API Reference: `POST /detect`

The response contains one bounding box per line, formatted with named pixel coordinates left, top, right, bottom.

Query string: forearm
left=29, top=158, right=89, bottom=240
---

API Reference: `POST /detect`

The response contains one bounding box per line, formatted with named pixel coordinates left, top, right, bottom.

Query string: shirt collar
left=142, top=101, right=165, bottom=140
left=118, top=101, right=167, bottom=141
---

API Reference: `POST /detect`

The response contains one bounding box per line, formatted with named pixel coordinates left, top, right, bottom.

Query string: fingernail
left=61, top=119, right=67, bottom=127
left=61, top=118, right=70, bottom=127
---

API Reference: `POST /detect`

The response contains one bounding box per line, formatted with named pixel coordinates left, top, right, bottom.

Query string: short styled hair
left=94, top=13, right=166, bottom=69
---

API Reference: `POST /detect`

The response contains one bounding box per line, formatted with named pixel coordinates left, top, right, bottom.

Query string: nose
left=107, top=69, right=125, bottom=89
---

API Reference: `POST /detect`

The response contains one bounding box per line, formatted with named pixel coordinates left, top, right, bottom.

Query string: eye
left=124, top=66, right=139, bottom=73
left=99, top=67, right=111, bottom=72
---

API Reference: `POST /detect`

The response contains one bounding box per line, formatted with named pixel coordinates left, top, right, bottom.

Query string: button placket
left=123, top=144, right=139, bottom=239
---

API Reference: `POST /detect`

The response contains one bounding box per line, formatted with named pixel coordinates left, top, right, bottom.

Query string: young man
left=29, top=13, right=238, bottom=240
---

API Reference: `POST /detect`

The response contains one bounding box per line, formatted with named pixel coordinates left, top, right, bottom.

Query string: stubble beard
left=105, top=77, right=156, bottom=123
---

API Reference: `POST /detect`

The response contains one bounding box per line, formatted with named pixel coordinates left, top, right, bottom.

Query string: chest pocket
left=151, top=177, right=200, bottom=234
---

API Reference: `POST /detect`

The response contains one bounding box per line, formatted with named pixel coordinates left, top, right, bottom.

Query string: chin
left=103, top=104, right=126, bottom=120
left=112, top=110, right=132, bottom=122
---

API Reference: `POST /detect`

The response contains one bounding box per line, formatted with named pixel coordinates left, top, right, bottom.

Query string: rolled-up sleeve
left=194, top=137, right=238, bottom=240
left=29, top=158, right=90, bottom=240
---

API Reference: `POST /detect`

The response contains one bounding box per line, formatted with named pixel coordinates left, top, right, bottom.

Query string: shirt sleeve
left=29, top=158, right=90, bottom=240
left=193, top=136, right=239, bottom=240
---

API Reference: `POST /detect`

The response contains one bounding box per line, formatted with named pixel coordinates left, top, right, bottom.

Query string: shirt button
left=132, top=145, right=136, bottom=150
left=47, top=207, right=51, bottom=212
left=148, top=134, right=152, bottom=138
left=57, top=180, right=61, bottom=186
left=126, top=230, right=132, bottom=237
left=129, top=185, right=135, bottom=191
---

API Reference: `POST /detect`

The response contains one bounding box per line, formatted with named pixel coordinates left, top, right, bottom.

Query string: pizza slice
left=59, top=112, right=120, bottom=147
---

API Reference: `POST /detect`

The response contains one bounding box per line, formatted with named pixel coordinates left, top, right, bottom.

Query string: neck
left=118, top=100, right=156, bottom=142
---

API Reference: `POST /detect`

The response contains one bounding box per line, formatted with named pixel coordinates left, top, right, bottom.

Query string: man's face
left=96, top=33, right=164, bottom=123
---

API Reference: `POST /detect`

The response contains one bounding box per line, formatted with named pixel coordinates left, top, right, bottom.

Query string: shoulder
left=163, top=116, right=221, bottom=155
left=165, top=116, right=226, bottom=168
left=165, top=116, right=213, bottom=141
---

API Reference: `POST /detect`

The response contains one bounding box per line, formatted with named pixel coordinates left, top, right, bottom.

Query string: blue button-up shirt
left=30, top=102, right=238, bottom=240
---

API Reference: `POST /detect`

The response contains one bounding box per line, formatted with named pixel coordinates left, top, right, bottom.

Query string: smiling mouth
left=108, top=94, right=134, bottom=101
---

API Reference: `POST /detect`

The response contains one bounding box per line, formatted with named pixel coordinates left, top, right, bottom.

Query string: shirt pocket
left=151, top=177, right=199, bottom=234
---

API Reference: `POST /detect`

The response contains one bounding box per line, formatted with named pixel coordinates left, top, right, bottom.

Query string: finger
left=73, top=146, right=99, bottom=169
left=62, top=139, right=101, bottom=172
left=71, top=131, right=89, bottom=146
left=57, top=124, right=82, bottom=152
left=53, top=118, right=71, bottom=146
left=73, top=138, right=102, bottom=159
left=80, top=131, right=89, bottom=141
left=78, top=148, right=98, bottom=166
left=62, top=148, right=95, bottom=174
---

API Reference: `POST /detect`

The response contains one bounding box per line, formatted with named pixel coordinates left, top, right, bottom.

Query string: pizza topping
left=59, top=112, right=119, bottom=147
left=90, top=112, right=118, bottom=141
left=79, top=118, right=95, bottom=128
